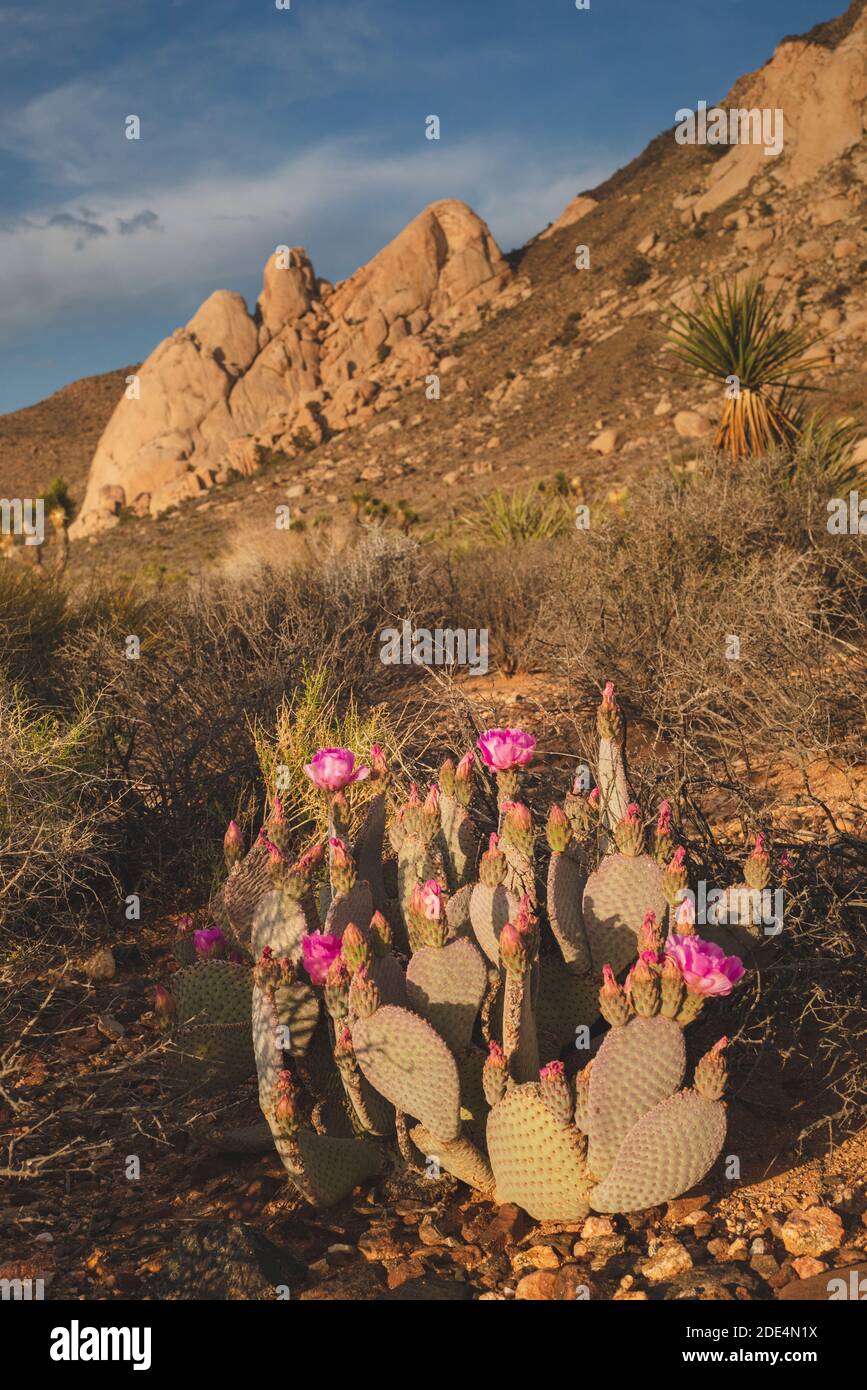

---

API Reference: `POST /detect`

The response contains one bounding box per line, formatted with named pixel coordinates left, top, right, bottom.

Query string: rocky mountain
left=4, top=0, right=867, bottom=563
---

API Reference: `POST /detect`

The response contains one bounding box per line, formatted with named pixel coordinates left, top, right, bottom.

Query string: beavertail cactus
left=200, top=697, right=754, bottom=1218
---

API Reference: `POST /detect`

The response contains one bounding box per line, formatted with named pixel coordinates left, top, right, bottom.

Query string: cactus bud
left=599, top=963, right=632, bottom=1026
left=588, top=786, right=601, bottom=814
left=597, top=680, right=623, bottom=742
left=638, top=909, right=663, bottom=957
left=267, top=794, right=289, bottom=851
left=694, top=1037, right=728, bottom=1101
left=438, top=757, right=456, bottom=799
left=324, top=956, right=352, bottom=1019
left=663, top=845, right=689, bottom=907
left=654, top=799, right=674, bottom=864
left=454, top=750, right=475, bottom=807
left=676, top=990, right=705, bottom=1026
left=625, top=953, right=661, bottom=1018
left=546, top=804, right=571, bottom=854
left=479, top=832, right=506, bottom=887
left=253, top=945, right=282, bottom=993
left=369, top=744, right=388, bottom=782
left=660, top=954, right=686, bottom=1019
left=539, top=1060, right=573, bottom=1125
left=369, top=910, right=392, bottom=954
left=272, top=1070, right=300, bottom=1136
left=329, top=836, right=357, bottom=895
left=564, top=787, right=592, bottom=840
left=333, top=1025, right=356, bottom=1072
left=614, top=802, right=644, bottom=858
left=349, top=964, right=380, bottom=1019
left=501, top=800, right=534, bottom=857
left=341, top=922, right=371, bottom=973
left=499, top=920, right=527, bottom=976
left=482, top=1040, right=507, bottom=1106
left=330, top=789, right=350, bottom=839
left=223, top=820, right=244, bottom=869
left=744, top=833, right=771, bottom=891
left=154, top=984, right=176, bottom=1031
left=673, top=890, right=696, bottom=935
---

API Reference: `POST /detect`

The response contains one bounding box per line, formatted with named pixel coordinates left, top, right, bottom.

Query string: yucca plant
left=457, top=485, right=573, bottom=547
left=666, top=278, right=830, bottom=460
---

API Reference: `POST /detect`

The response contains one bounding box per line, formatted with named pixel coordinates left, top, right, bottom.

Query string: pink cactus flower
left=194, top=927, right=226, bottom=959
left=664, top=935, right=745, bottom=997
left=303, top=748, right=370, bottom=792
left=674, top=894, right=696, bottom=931
left=624, top=802, right=641, bottom=824
left=669, top=845, right=687, bottom=869
left=301, top=933, right=343, bottom=986
left=588, top=786, right=601, bottom=809
left=602, top=680, right=616, bottom=703
left=488, top=1039, right=505, bottom=1061
left=476, top=728, right=536, bottom=772
left=424, top=784, right=440, bottom=815
left=487, top=832, right=501, bottom=854
left=539, top=1060, right=565, bottom=1080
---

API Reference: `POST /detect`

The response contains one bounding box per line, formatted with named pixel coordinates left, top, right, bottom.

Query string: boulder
left=674, top=410, right=713, bottom=440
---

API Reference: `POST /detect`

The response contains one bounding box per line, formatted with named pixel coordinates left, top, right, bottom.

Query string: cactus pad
left=469, top=881, right=518, bottom=964
left=405, top=937, right=487, bottom=1054
left=351, top=1004, right=461, bottom=1141
left=251, top=889, right=309, bottom=964
left=410, top=1125, right=494, bottom=1192
left=325, top=881, right=373, bottom=937
left=273, top=980, right=320, bottom=1058
left=534, top=952, right=600, bottom=1059
left=582, top=853, right=667, bottom=976
left=586, top=1015, right=686, bottom=1180
left=589, top=1090, right=726, bottom=1213
left=546, top=851, right=591, bottom=969
left=369, top=951, right=407, bottom=1008
left=487, top=1082, right=591, bottom=1221
left=439, top=795, right=479, bottom=891
left=174, top=960, right=252, bottom=1027
left=356, top=793, right=387, bottom=910
left=457, top=1046, right=490, bottom=1146
left=167, top=1022, right=254, bottom=1089
left=221, top=841, right=273, bottom=940
left=276, top=1130, right=382, bottom=1208
left=446, top=881, right=473, bottom=938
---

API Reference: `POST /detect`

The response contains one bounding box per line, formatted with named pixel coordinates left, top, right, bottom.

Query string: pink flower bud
left=455, top=750, right=474, bottom=780
left=223, top=820, right=244, bottom=867
left=656, top=800, right=672, bottom=835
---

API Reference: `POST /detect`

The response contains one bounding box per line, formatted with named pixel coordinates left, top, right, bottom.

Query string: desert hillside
left=3, top=0, right=867, bottom=582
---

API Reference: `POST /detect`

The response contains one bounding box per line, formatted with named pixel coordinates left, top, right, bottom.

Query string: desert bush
left=454, top=485, right=573, bottom=547
left=0, top=684, right=122, bottom=942
left=0, top=565, right=68, bottom=692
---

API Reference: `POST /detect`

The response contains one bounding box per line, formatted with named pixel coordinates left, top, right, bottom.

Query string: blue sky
left=0, top=0, right=845, bottom=414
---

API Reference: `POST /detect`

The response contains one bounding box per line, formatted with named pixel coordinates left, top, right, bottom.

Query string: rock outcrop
left=71, top=200, right=510, bottom=535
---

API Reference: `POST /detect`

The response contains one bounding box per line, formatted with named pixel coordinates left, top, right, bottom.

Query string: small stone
left=780, top=1206, right=844, bottom=1257
left=386, top=1258, right=425, bottom=1289
left=641, top=1241, right=693, bottom=1285
left=590, top=427, right=622, bottom=456
left=727, top=1238, right=749, bottom=1262
left=665, top=1195, right=710, bottom=1226
left=673, top=409, right=712, bottom=440
left=581, top=1216, right=615, bottom=1241
left=750, top=1253, right=781, bottom=1281
left=476, top=1204, right=530, bottom=1253
left=792, top=1256, right=827, bottom=1279
left=511, top=1244, right=561, bottom=1273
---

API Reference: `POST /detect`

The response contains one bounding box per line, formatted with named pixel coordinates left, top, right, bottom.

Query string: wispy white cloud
left=0, top=135, right=613, bottom=343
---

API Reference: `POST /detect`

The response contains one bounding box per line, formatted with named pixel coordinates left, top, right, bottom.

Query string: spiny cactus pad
left=582, top=853, right=667, bottom=976
left=325, top=881, right=374, bottom=937
left=277, top=1130, right=382, bottom=1209
left=469, top=881, right=518, bottom=964
left=351, top=1004, right=461, bottom=1141
left=356, top=793, right=387, bottom=910
left=586, top=1015, right=686, bottom=1180
left=405, top=937, right=487, bottom=1055
left=589, top=1090, right=726, bottom=1213
left=534, top=952, right=600, bottom=1059
left=368, top=951, right=407, bottom=1008
left=487, top=1082, right=591, bottom=1222
left=597, top=736, right=630, bottom=831
left=446, top=881, right=473, bottom=937
left=439, top=795, right=479, bottom=892
left=273, top=980, right=320, bottom=1058
left=546, top=851, right=591, bottom=969
left=251, top=889, right=309, bottom=964
left=167, top=1022, right=254, bottom=1089
left=457, top=1047, right=490, bottom=1146
left=221, top=841, right=273, bottom=940
left=174, top=960, right=252, bottom=1027
left=410, top=1124, right=494, bottom=1192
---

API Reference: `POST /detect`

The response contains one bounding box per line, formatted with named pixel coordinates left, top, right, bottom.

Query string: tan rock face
left=540, top=194, right=598, bottom=241
left=690, top=11, right=867, bottom=219
left=70, top=199, right=510, bottom=536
